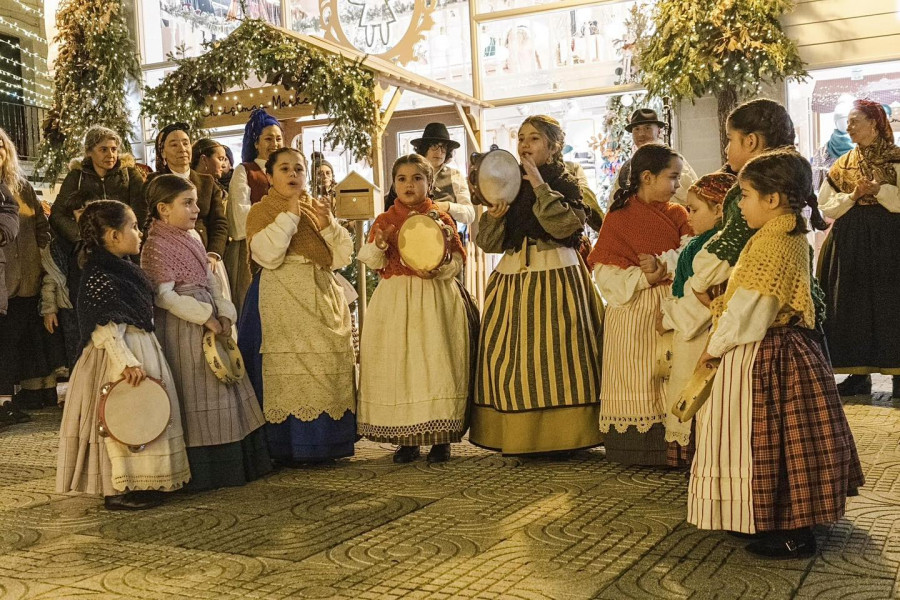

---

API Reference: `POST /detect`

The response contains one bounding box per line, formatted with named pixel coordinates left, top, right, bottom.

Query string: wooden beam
left=379, top=87, right=404, bottom=132
left=454, top=103, right=481, bottom=154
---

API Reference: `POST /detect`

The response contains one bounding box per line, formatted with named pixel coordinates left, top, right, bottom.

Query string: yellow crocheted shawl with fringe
left=711, top=213, right=815, bottom=331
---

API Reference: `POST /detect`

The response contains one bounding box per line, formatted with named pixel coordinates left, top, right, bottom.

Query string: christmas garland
left=141, top=19, right=380, bottom=161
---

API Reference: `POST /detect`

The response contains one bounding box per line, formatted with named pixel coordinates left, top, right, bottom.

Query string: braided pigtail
left=739, top=149, right=820, bottom=235
left=77, top=200, right=131, bottom=267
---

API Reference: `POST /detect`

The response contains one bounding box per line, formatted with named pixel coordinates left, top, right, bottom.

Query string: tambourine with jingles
left=468, top=145, right=521, bottom=207
left=202, top=331, right=246, bottom=385
left=398, top=210, right=455, bottom=272
left=654, top=330, right=674, bottom=381
left=98, top=377, right=171, bottom=452
left=671, top=356, right=719, bottom=423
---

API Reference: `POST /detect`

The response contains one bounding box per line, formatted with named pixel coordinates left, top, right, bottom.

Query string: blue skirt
left=238, top=271, right=357, bottom=461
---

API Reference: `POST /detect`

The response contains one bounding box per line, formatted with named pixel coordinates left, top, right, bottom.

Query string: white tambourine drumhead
left=477, top=150, right=521, bottom=206
left=99, top=377, right=171, bottom=448
left=398, top=214, right=447, bottom=272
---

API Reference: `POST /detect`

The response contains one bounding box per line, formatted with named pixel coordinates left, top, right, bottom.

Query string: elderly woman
left=225, top=109, right=284, bottom=315
left=818, top=99, right=900, bottom=399
left=144, top=124, right=228, bottom=265
left=50, top=126, right=145, bottom=243
left=0, top=128, right=61, bottom=418
left=191, top=138, right=231, bottom=189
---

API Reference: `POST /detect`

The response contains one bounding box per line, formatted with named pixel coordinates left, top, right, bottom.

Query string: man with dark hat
left=408, top=122, right=474, bottom=225
left=609, top=108, right=696, bottom=205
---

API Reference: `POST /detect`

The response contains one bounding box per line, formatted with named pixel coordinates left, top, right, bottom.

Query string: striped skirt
left=471, top=246, right=603, bottom=454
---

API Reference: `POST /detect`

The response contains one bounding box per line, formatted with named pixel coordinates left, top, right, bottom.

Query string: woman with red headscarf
left=818, top=99, right=900, bottom=399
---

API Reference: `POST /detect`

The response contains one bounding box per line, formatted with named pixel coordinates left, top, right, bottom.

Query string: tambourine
left=98, top=377, right=171, bottom=452
left=468, top=145, right=521, bottom=207
left=202, top=331, right=246, bottom=385
left=398, top=211, right=454, bottom=272
left=670, top=358, right=719, bottom=423
left=654, top=330, right=674, bottom=381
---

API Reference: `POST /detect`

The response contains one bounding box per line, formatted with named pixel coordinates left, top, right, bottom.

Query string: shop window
left=477, top=1, right=637, bottom=101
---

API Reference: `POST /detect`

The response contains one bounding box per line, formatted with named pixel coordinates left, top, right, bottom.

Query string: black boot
left=393, top=445, right=421, bottom=464
left=104, top=491, right=162, bottom=511
left=836, top=374, right=871, bottom=397
left=427, top=444, right=451, bottom=463
left=745, top=528, right=816, bottom=559
left=893, top=376, right=900, bottom=400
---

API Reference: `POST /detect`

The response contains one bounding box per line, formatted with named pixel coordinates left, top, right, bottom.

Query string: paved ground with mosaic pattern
left=0, top=376, right=897, bottom=599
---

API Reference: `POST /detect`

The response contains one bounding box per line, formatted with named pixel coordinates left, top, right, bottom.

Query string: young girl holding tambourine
left=142, top=175, right=269, bottom=490
left=357, top=154, right=470, bottom=464
left=56, top=200, right=191, bottom=510
left=687, top=150, right=863, bottom=559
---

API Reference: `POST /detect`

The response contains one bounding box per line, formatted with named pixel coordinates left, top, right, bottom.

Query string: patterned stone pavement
left=0, top=376, right=897, bottom=600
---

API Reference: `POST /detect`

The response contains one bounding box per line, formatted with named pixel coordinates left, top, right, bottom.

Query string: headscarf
left=825, top=130, right=854, bottom=161
left=827, top=100, right=900, bottom=197
left=241, top=109, right=282, bottom=163
left=154, top=122, right=191, bottom=172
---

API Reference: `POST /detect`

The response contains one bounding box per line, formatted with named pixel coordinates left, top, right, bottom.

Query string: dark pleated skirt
left=818, top=205, right=900, bottom=374
left=183, top=428, right=272, bottom=492
left=238, top=271, right=357, bottom=461
left=0, top=296, right=64, bottom=391
left=603, top=423, right=667, bottom=466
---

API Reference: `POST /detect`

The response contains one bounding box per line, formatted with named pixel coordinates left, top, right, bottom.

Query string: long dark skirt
left=750, top=327, right=865, bottom=531
left=818, top=204, right=900, bottom=374
left=0, top=296, right=64, bottom=393
left=238, top=271, right=357, bottom=461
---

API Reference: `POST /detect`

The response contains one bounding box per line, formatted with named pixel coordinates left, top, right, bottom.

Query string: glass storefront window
left=476, top=0, right=571, bottom=14
left=478, top=1, right=636, bottom=101
left=483, top=92, right=635, bottom=209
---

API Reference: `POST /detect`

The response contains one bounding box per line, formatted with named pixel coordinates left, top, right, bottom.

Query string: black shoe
left=836, top=374, right=871, bottom=397
left=40, top=387, right=59, bottom=407
left=745, top=529, right=816, bottom=559
left=12, top=389, right=44, bottom=410
left=427, top=444, right=451, bottom=463
left=1, top=403, right=31, bottom=424
left=893, top=376, right=900, bottom=400
left=727, top=530, right=760, bottom=540
left=104, top=492, right=162, bottom=511
left=393, top=445, right=421, bottom=464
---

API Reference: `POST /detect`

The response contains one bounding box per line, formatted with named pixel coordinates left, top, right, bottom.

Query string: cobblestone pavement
left=0, top=376, right=897, bottom=599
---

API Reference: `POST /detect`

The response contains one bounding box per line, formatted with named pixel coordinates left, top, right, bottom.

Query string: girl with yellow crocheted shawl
left=687, top=149, right=863, bottom=560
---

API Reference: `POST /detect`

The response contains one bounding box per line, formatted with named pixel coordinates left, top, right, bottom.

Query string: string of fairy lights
left=11, top=0, right=44, bottom=18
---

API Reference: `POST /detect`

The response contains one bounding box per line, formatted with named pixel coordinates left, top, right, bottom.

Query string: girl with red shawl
left=589, top=143, right=692, bottom=466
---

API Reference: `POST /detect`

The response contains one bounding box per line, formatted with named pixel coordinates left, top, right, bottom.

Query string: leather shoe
left=393, top=445, right=421, bottom=464
left=427, top=444, right=451, bottom=463
left=836, top=374, right=871, bottom=397
left=104, top=492, right=162, bottom=511
left=1, top=403, right=31, bottom=424
left=745, top=529, right=816, bottom=559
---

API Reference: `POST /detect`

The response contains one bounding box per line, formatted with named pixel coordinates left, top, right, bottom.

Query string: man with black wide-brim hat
left=609, top=108, right=697, bottom=205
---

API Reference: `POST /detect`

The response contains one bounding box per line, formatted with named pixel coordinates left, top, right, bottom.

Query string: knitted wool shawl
left=502, top=161, right=585, bottom=251
left=367, top=198, right=465, bottom=279
left=141, top=219, right=209, bottom=287
left=587, top=195, right=691, bottom=276
left=245, top=188, right=333, bottom=268
left=827, top=136, right=900, bottom=198
left=77, top=248, right=155, bottom=353
left=704, top=185, right=755, bottom=266
left=671, top=227, right=719, bottom=298
left=711, top=213, right=814, bottom=332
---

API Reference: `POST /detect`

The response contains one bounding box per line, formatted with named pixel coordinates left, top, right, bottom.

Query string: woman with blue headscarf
left=224, top=109, right=284, bottom=317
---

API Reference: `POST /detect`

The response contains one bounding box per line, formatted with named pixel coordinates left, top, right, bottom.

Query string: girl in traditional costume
left=817, top=99, right=900, bottom=399
left=471, top=115, right=603, bottom=456
left=688, top=149, right=864, bottom=559
left=225, top=109, right=284, bottom=316
left=141, top=175, right=269, bottom=491
left=652, top=173, right=734, bottom=467
left=241, top=148, right=357, bottom=463
left=357, top=154, right=470, bottom=464
left=588, top=143, right=692, bottom=466
left=56, top=200, right=191, bottom=510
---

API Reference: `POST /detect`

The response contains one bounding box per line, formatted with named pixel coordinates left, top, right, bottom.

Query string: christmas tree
left=35, top=0, right=141, bottom=182
left=639, top=0, right=806, bottom=160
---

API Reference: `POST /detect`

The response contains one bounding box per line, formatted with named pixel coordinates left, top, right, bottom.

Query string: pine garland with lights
left=35, top=0, right=141, bottom=182
left=639, top=0, right=807, bottom=160
left=141, top=19, right=380, bottom=162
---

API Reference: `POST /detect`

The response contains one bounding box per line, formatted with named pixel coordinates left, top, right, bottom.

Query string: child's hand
left=372, top=223, right=395, bottom=250
left=204, top=317, right=223, bottom=334
left=312, top=198, right=332, bottom=230
left=655, top=310, right=668, bottom=336
left=521, top=155, right=545, bottom=189
left=414, top=267, right=440, bottom=280
left=43, top=313, right=58, bottom=334
left=122, top=366, right=146, bottom=387
left=644, top=261, right=668, bottom=285
left=486, top=203, right=509, bottom=218
left=638, top=253, right=659, bottom=274
left=693, top=288, right=713, bottom=307
left=218, top=316, right=232, bottom=333
left=697, top=352, right=719, bottom=369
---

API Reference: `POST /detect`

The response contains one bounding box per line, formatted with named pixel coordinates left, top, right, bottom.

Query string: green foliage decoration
left=36, top=0, right=142, bottom=182
left=639, top=0, right=807, bottom=158
left=141, top=19, right=380, bottom=162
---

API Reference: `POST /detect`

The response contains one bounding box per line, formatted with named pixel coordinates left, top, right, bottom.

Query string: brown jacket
left=144, top=169, right=228, bottom=257
left=0, top=183, right=20, bottom=314
left=4, top=181, right=49, bottom=299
